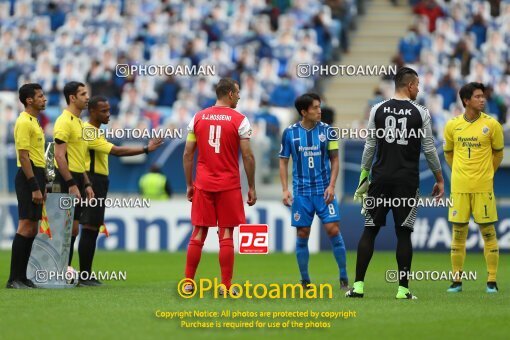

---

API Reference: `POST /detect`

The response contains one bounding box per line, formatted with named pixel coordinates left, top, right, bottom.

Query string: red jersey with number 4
left=187, top=106, right=252, bottom=192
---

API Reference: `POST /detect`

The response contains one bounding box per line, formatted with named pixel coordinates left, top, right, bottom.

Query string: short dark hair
left=295, top=93, right=321, bottom=116
left=215, top=78, right=239, bottom=98
left=394, top=67, right=418, bottom=89
left=88, top=95, right=108, bottom=111
left=19, top=83, right=43, bottom=106
left=459, top=82, right=485, bottom=107
left=63, top=81, right=86, bottom=105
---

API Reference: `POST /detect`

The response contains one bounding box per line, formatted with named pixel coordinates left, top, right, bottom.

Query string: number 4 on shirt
left=209, top=125, right=221, bottom=153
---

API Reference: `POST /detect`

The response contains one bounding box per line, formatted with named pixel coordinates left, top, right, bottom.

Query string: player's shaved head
left=215, top=78, right=239, bottom=99
left=394, top=67, right=418, bottom=89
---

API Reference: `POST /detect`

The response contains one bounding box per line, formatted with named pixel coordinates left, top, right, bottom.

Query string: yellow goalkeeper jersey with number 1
left=444, top=112, right=504, bottom=193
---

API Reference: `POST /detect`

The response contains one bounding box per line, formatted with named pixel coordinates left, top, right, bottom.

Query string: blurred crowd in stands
left=0, top=0, right=363, bottom=183
left=372, top=0, right=510, bottom=141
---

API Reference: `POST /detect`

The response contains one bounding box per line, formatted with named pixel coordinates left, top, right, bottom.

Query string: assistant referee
left=53, top=81, right=94, bottom=268
left=7, top=83, right=47, bottom=289
left=78, top=95, right=163, bottom=286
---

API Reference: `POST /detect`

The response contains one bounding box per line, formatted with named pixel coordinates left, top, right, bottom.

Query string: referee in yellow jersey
left=443, top=82, right=504, bottom=293
left=7, top=84, right=47, bottom=289
left=53, top=81, right=94, bottom=269
left=78, top=96, right=163, bottom=285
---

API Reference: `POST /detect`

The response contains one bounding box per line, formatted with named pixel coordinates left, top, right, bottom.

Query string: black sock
left=79, top=228, right=99, bottom=276
left=355, top=226, right=380, bottom=282
left=20, top=236, right=35, bottom=280
left=396, top=227, right=413, bottom=288
left=69, top=236, right=77, bottom=266
left=9, top=234, right=25, bottom=281
left=9, top=233, right=33, bottom=281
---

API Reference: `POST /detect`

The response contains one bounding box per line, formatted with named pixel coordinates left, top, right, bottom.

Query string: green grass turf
left=0, top=250, right=507, bottom=339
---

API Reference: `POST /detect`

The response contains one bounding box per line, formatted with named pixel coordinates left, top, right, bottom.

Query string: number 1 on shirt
left=209, top=125, right=221, bottom=153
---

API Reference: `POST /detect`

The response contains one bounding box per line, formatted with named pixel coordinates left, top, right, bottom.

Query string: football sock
left=21, top=235, right=35, bottom=280
left=396, top=227, right=412, bottom=288
left=9, top=233, right=32, bottom=281
left=185, top=227, right=209, bottom=280
left=451, top=224, right=468, bottom=282
left=330, top=233, right=348, bottom=280
left=296, top=237, right=310, bottom=281
left=355, top=226, right=380, bottom=282
left=79, top=228, right=99, bottom=276
left=69, top=236, right=76, bottom=266
left=218, top=228, right=234, bottom=288
left=481, top=224, right=499, bottom=282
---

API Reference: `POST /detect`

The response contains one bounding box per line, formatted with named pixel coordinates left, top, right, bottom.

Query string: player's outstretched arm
left=182, top=139, right=197, bottom=202
left=110, top=138, right=164, bottom=156
left=240, top=139, right=257, bottom=206
left=279, top=158, right=292, bottom=206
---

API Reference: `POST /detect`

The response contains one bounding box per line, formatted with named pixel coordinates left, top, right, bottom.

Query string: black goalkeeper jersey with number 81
left=362, top=99, right=440, bottom=187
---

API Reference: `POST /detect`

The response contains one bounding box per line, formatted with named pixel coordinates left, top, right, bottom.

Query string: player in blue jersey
left=279, top=93, right=348, bottom=290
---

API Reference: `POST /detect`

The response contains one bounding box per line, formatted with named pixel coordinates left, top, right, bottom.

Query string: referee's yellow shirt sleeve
left=443, top=120, right=453, bottom=152
left=54, top=118, right=71, bottom=142
left=328, top=140, right=339, bottom=150
left=492, top=121, right=504, bottom=151
left=15, top=120, right=31, bottom=150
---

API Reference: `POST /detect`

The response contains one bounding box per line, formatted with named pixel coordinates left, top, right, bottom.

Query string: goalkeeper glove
left=354, top=168, right=370, bottom=203
left=360, top=192, right=368, bottom=215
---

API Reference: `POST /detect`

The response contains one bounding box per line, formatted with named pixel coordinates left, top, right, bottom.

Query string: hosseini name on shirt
left=202, top=114, right=232, bottom=121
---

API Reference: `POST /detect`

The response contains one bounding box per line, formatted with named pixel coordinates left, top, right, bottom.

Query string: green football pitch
left=0, top=251, right=507, bottom=339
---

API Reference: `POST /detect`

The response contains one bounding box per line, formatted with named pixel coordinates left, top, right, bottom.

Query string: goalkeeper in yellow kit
left=443, top=82, right=504, bottom=293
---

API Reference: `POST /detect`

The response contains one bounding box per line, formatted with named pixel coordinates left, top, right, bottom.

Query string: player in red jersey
left=182, top=78, right=257, bottom=294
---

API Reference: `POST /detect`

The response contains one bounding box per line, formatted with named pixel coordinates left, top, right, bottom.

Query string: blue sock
left=295, top=237, right=310, bottom=281
left=330, top=233, right=348, bottom=280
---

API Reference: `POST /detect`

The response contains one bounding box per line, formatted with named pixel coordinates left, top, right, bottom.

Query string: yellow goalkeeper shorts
left=448, top=192, right=498, bottom=225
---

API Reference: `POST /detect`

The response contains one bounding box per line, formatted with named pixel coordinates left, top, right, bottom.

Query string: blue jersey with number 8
left=279, top=122, right=338, bottom=196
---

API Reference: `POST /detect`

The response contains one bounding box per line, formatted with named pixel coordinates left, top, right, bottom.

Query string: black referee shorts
left=54, top=171, right=85, bottom=221
left=15, top=165, right=46, bottom=221
left=80, top=173, right=109, bottom=227
left=364, top=181, right=419, bottom=231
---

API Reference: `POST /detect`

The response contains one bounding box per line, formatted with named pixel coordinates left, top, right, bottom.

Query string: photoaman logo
left=177, top=278, right=333, bottom=299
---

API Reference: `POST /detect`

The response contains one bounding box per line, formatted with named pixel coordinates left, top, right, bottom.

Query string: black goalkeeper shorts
left=363, top=181, right=419, bottom=231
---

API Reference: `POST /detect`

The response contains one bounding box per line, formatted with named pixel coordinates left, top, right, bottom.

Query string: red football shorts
left=191, top=188, right=246, bottom=228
